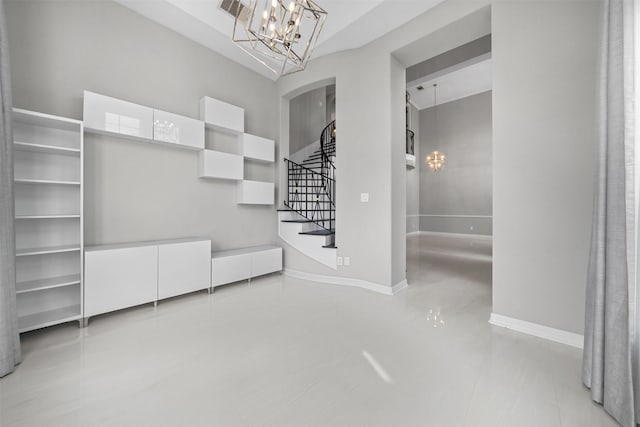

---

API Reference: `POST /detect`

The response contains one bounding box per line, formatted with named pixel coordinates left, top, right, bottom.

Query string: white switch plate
left=344, top=257, right=351, bottom=266
left=336, top=256, right=343, bottom=266
left=360, top=193, right=369, bottom=202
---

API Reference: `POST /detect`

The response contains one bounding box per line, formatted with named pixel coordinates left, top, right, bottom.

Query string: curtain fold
left=0, top=0, right=20, bottom=378
left=583, top=0, right=637, bottom=426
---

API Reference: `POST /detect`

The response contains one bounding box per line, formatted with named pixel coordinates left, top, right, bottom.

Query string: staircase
left=279, top=121, right=337, bottom=269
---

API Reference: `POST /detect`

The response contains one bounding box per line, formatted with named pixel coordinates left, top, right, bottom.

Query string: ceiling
left=407, top=57, right=492, bottom=110
left=115, top=0, right=444, bottom=80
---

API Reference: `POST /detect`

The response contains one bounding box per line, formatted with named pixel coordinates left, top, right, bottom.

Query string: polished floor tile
left=0, top=233, right=617, bottom=426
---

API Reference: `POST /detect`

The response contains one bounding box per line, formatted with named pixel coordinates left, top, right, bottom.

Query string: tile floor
left=0, top=234, right=618, bottom=426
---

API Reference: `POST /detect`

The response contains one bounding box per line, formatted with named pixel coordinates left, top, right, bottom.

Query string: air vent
left=220, top=0, right=248, bottom=21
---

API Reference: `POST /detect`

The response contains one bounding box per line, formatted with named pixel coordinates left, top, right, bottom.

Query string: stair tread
left=281, top=219, right=314, bottom=223
left=299, top=229, right=335, bottom=236
left=322, top=243, right=337, bottom=249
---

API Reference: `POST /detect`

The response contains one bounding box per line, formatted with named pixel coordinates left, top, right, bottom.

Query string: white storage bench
left=84, top=238, right=211, bottom=322
left=211, top=245, right=282, bottom=289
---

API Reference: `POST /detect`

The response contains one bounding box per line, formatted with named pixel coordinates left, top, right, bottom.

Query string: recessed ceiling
left=115, top=0, right=444, bottom=80
left=407, top=57, right=492, bottom=110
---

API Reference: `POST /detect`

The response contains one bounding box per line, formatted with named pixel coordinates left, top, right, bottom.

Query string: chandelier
left=426, top=150, right=446, bottom=172
left=232, top=0, right=328, bottom=76
left=426, top=83, right=447, bottom=172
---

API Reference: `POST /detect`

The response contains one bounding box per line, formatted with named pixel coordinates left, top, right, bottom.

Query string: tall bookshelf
left=13, top=108, right=83, bottom=333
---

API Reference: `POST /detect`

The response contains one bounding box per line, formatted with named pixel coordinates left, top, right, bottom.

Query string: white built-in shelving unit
left=199, top=96, right=275, bottom=203
left=13, top=108, right=83, bottom=333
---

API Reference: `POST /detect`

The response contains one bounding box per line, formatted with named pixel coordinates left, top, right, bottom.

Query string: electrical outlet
left=336, top=256, right=343, bottom=266
left=344, top=257, right=351, bottom=266
left=360, top=193, right=369, bottom=202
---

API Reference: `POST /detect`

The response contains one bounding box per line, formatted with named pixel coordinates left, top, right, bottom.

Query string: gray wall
left=492, top=0, right=599, bottom=335
left=418, top=90, right=492, bottom=235
left=289, top=86, right=326, bottom=155
left=406, top=103, right=420, bottom=233
left=6, top=0, right=278, bottom=250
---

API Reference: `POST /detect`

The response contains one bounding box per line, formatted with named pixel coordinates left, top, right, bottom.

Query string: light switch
left=344, top=257, right=351, bottom=266
left=336, top=256, right=343, bottom=266
left=360, top=193, right=369, bottom=202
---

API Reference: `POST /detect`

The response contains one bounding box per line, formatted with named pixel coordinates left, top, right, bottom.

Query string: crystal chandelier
left=232, top=0, right=327, bottom=76
left=426, top=84, right=446, bottom=172
left=426, top=150, right=446, bottom=172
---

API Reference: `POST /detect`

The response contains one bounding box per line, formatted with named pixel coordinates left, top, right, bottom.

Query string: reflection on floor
left=0, top=233, right=616, bottom=426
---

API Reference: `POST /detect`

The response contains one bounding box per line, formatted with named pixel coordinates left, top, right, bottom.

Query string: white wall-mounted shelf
left=239, top=133, right=275, bottom=162
left=16, top=214, right=80, bottom=219
left=83, top=91, right=205, bottom=151
left=13, top=108, right=83, bottom=333
left=200, top=96, right=244, bottom=134
left=16, top=274, right=81, bottom=294
left=16, top=245, right=81, bottom=257
left=14, top=141, right=81, bottom=156
left=237, top=180, right=275, bottom=205
left=198, top=149, right=243, bottom=180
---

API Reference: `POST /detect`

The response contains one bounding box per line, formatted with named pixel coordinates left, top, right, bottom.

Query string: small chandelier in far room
left=232, top=0, right=328, bottom=76
left=426, top=83, right=447, bottom=172
left=426, top=150, right=446, bottom=172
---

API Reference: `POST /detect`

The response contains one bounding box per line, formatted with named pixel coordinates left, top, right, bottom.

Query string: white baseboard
left=284, top=269, right=408, bottom=296
left=406, top=231, right=421, bottom=236
left=489, top=313, right=583, bottom=349
left=418, top=230, right=492, bottom=240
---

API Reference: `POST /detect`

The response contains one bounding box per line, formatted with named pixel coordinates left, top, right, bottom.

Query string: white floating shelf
left=15, top=179, right=81, bottom=186
left=239, top=133, right=275, bottom=162
left=16, top=245, right=81, bottom=257
left=198, top=149, right=243, bottom=180
left=18, top=304, right=81, bottom=333
left=200, top=96, right=244, bottom=134
left=153, top=109, right=205, bottom=150
left=237, top=180, right=274, bottom=205
left=16, top=274, right=81, bottom=294
left=83, top=90, right=154, bottom=139
left=16, top=214, right=80, bottom=219
left=14, top=141, right=81, bottom=156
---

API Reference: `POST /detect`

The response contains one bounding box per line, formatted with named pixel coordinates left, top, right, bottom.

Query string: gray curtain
left=583, top=0, right=637, bottom=426
left=0, top=0, right=20, bottom=377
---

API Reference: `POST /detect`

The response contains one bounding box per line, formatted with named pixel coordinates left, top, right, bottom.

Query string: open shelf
left=14, top=179, right=80, bottom=186
left=15, top=214, right=80, bottom=219
left=18, top=304, right=81, bottom=333
left=14, top=141, right=80, bottom=156
left=16, top=244, right=81, bottom=257
left=16, top=274, right=81, bottom=294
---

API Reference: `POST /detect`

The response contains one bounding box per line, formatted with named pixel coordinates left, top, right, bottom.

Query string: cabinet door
left=83, top=91, right=153, bottom=139
left=158, top=240, right=211, bottom=299
left=251, top=248, right=282, bottom=277
left=212, top=254, right=251, bottom=287
left=85, top=246, right=158, bottom=317
left=153, top=110, right=205, bottom=150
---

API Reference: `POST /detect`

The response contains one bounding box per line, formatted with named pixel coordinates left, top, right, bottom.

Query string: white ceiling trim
left=407, top=58, right=492, bottom=110
left=115, top=0, right=444, bottom=81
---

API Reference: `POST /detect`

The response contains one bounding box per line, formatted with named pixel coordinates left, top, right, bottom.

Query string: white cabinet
left=211, top=245, right=282, bottom=288
left=198, top=150, right=244, bottom=180
left=84, top=238, right=211, bottom=320
left=252, top=247, right=283, bottom=277
left=239, top=133, right=274, bottom=162
left=199, top=96, right=244, bottom=134
left=237, top=180, right=274, bottom=205
left=158, top=240, right=211, bottom=299
left=84, top=244, right=158, bottom=318
left=83, top=91, right=154, bottom=139
left=211, top=251, right=252, bottom=288
left=13, top=109, right=84, bottom=333
left=153, top=109, right=205, bottom=150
